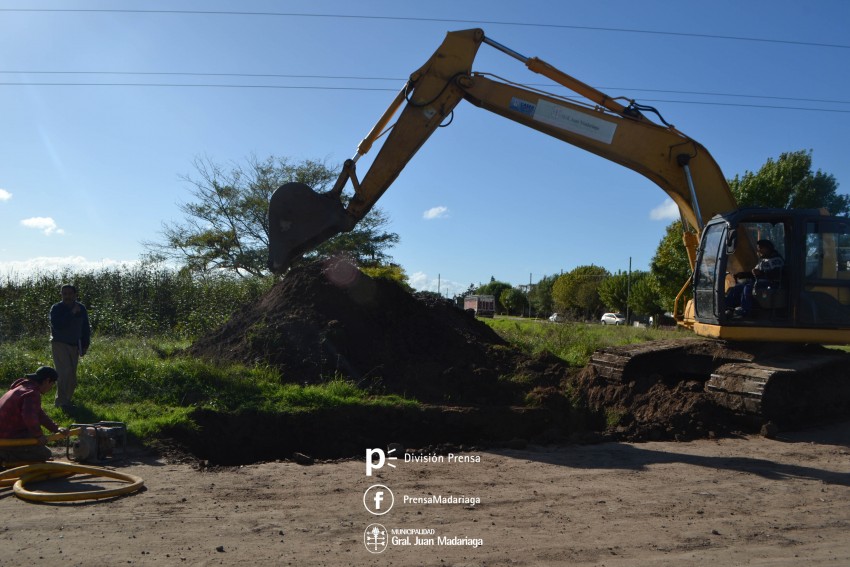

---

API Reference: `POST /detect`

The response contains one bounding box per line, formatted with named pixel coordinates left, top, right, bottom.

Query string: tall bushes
left=0, top=264, right=273, bottom=341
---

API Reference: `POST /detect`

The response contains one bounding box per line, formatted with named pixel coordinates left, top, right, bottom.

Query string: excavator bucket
left=267, top=182, right=352, bottom=273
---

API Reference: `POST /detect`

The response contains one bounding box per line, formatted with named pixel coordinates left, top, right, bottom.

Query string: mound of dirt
left=189, top=259, right=565, bottom=405
left=186, top=259, right=849, bottom=463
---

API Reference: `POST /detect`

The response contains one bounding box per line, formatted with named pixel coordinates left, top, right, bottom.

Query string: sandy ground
left=1, top=421, right=849, bottom=567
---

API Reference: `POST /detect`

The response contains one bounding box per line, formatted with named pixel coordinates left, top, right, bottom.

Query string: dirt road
left=2, top=421, right=849, bottom=566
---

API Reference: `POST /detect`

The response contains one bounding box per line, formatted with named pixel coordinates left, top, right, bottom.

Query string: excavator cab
left=692, top=208, right=850, bottom=342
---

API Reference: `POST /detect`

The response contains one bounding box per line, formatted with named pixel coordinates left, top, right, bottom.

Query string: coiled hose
left=0, top=430, right=145, bottom=502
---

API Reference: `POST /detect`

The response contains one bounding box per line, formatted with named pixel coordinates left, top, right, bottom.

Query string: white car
left=601, top=312, right=626, bottom=325
left=548, top=313, right=565, bottom=322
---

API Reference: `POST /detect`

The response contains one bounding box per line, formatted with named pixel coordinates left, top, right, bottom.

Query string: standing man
left=0, top=366, right=68, bottom=465
left=50, top=284, right=91, bottom=411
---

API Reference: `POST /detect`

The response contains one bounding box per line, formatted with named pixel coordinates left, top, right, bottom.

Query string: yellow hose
left=1, top=429, right=144, bottom=502
left=0, top=462, right=145, bottom=502
left=0, top=467, right=73, bottom=488
left=0, top=429, right=80, bottom=447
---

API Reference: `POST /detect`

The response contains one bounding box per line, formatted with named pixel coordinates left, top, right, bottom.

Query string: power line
left=0, top=70, right=402, bottom=82
left=0, top=81, right=394, bottom=92
left=1, top=73, right=848, bottom=112
left=2, top=69, right=848, bottom=106
left=1, top=80, right=847, bottom=113
left=2, top=8, right=848, bottom=50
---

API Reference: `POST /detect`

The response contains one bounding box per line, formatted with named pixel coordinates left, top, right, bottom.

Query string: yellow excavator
left=268, top=29, right=850, bottom=425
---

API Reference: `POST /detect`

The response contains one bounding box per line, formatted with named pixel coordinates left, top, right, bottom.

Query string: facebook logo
left=363, top=484, right=394, bottom=515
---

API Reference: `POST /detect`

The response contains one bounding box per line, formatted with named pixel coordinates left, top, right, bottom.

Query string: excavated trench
left=161, top=405, right=579, bottom=466
left=175, top=258, right=846, bottom=465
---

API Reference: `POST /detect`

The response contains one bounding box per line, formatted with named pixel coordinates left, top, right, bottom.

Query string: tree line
left=3, top=149, right=842, bottom=338
left=463, top=150, right=847, bottom=321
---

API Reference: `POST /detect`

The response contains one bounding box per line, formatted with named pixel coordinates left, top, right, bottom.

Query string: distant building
left=463, top=295, right=496, bottom=318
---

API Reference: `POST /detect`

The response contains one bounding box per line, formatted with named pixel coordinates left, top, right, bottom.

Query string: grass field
left=484, top=316, right=685, bottom=366
left=0, top=337, right=415, bottom=442
left=0, top=318, right=686, bottom=444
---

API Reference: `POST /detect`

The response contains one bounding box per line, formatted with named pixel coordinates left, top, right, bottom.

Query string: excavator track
left=588, top=338, right=850, bottom=428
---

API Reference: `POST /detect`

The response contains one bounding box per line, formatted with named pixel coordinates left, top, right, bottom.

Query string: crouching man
left=0, top=366, right=68, bottom=466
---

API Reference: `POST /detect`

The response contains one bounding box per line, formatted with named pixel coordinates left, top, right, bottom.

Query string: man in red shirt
left=0, top=366, right=68, bottom=465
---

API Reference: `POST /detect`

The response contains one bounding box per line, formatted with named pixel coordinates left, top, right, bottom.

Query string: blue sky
left=1, top=1, right=849, bottom=297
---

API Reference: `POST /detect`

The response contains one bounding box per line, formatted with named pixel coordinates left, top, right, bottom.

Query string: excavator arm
left=268, top=28, right=737, bottom=273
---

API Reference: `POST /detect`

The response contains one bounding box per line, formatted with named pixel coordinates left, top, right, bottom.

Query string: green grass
left=1, top=321, right=690, bottom=445
left=0, top=337, right=416, bottom=443
left=484, top=317, right=688, bottom=367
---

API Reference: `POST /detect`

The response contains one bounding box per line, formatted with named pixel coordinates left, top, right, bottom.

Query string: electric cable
left=0, top=9, right=847, bottom=50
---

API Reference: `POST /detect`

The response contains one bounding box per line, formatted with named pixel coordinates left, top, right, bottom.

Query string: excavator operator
left=725, top=239, right=784, bottom=318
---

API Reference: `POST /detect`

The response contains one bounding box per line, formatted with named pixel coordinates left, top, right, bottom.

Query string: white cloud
left=423, top=206, right=449, bottom=220
left=410, top=271, right=429, bottom=289
left=0, top=189, right=11, bottom=201
left=20, top=217, right=65, bottom=236
left=410, top=271, right=465, bottom=297
left=0, top=256, right=140, bottom=279
left=649, top=199, right=679, bottom=221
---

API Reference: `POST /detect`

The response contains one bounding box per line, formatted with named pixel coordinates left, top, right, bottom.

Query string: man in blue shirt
left=50, top=284, right=91, bottom=411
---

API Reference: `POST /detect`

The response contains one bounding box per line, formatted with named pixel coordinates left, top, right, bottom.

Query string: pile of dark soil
left=180, top=259, right=584, bottom=463
left=183, top=259, right=849, bottom=463
left=189, top=259, right=565, bottom=405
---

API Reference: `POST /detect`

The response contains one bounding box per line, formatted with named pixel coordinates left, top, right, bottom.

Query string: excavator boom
left=268, top=28, right=736, bottom=274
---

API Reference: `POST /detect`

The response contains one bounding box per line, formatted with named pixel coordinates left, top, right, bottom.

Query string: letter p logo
left=366, top=448, right=385, bottom=476
left=366, top=447, right=398, bottom=476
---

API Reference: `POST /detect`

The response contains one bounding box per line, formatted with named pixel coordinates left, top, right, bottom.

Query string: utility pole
left=626, top=257, right=632, bottom=325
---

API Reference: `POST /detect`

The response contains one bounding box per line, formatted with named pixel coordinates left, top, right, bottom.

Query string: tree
left=651, top=150, right=845, bottom=313
left=650, top=220, right=693, bottom=313
left=145, top=155, right=399, bottom=276
left=552, top=265, right=610, bottom=320
left=528, top=274, right=557, bottom=317
left=597, top=270, right=664, bottom=320
left=629, top=273, right=665, bottom=320
left=360, top=264, right=412, bottom=291
left=729, top=150, right=849, bottom=215
left=500, top=287, right=529, bottom=316
left=310, top=205, right=399, bottom=268
left=598, top=271, right=630, bottom=313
